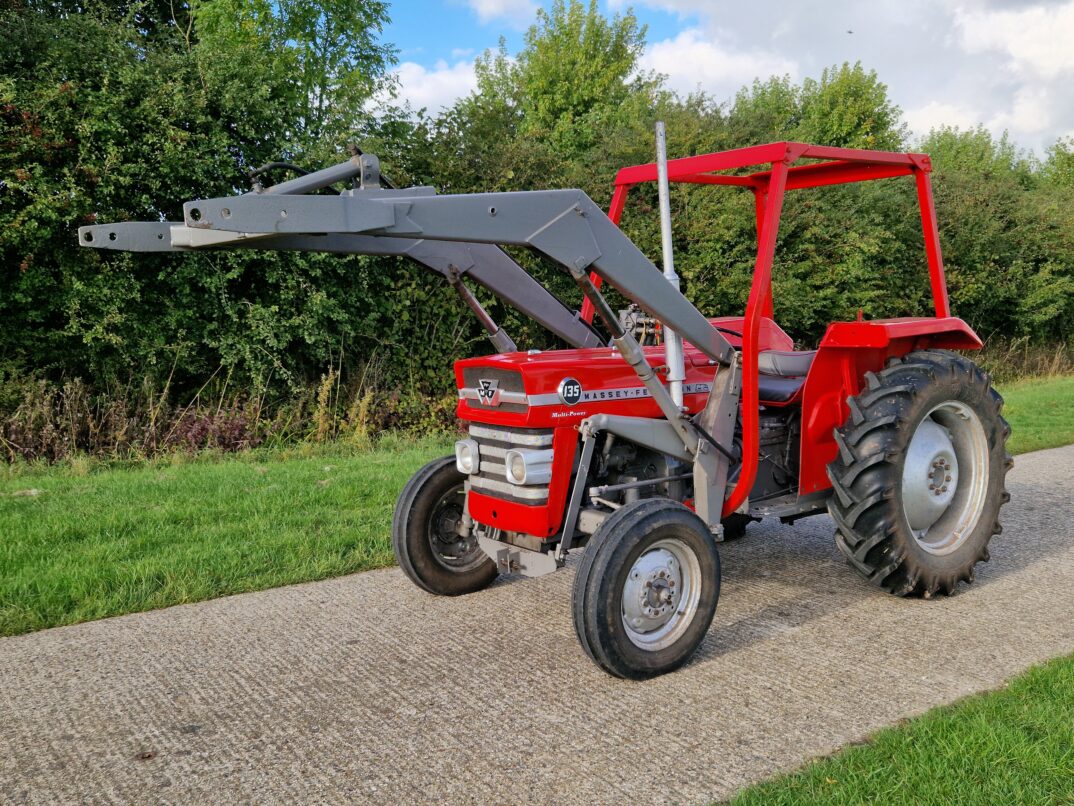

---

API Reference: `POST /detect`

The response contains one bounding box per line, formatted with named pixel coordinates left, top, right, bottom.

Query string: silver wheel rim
left=427, top=485, right=484, bottom=570
left=621, top=537, right=702, bottom=650
left=901, top=400, right=990, bottom=555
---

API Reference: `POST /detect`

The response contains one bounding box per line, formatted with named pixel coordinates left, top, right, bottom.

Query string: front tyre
left=827, top=351, right=1013, bottom=597
left=392, top=457, right=498, bottom=596
left=572, top=499, right=721, bottom=679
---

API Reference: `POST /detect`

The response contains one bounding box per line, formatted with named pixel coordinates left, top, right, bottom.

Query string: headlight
left=508, top=452, right=527, bottom=482
left=504, top=448, right=554, bottom=485
left=455, top=439, right=480, bottom=474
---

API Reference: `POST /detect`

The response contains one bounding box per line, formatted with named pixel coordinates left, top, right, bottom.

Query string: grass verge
left=728, top=654, right=1074, bottom=806
left=1001, top=375, right=1074, bottom=455
left=0, top=376, right=1071, bottom=638
left=0, top=435, right=450, bottom=636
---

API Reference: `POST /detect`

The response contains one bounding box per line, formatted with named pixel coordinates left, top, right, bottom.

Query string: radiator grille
left=468, top=424, right=553, bottom=505
left=459, top=368, right=528, bottom=413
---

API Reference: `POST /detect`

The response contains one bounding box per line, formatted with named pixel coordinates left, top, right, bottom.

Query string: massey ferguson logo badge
left=559, top=377, right=583, bottom=406
left=476, top=378, right=501, bottom=406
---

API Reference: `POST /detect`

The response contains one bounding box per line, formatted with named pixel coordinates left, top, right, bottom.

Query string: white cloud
left=904, top=100, right=980, bottom=136
left=382, top=0, right=1074, bottom=153
left=607, top=0, right=708, bottom=14
left=987, top=85, right=1054, bottom=134
left=465, top=0, right=538, bottom=25
left=639, top=29, right=796, bottom=97
left=451, top=47, right=476, bottom=59
left=393, top=59, right=478, bottom=113
left=955, top=1, right=1074, bottom=78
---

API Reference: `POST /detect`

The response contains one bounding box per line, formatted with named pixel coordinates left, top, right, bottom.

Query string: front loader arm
left=79, top=180, right=734, bottom=363
left=81, top=221, right=602, bottom=350
left=164, top=188, right=732, bottom=364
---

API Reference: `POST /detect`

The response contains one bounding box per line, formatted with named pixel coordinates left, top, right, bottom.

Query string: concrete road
left=2, top=445, right=1073, bottom=805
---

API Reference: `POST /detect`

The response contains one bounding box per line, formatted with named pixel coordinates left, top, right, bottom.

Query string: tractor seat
left=758, top=349, right=817, bottom=377
left=756, top=350, right=817, bottom=403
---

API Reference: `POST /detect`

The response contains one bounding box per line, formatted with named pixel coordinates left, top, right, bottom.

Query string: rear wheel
left=827, top=351, right=1012, bottom=597
left=392, top=457, right=498, bottom=596
left=572, top=499, right=721, bottom=679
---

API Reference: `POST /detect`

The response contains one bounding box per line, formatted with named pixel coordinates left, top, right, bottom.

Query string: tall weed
left=0, top=366, right=458, bottom=463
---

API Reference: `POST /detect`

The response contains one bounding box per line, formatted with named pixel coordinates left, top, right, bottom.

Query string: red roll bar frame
left=583, top=141, right=949, bottom=517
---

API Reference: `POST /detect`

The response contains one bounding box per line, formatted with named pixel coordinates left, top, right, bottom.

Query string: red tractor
left=81, top=139, right=1012, bottom=679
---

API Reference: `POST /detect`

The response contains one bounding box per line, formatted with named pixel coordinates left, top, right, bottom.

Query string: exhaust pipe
left=655, top=121, right=685, bottom=409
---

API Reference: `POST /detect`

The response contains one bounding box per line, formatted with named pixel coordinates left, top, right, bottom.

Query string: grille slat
left=468, top=425, right=554, bottom=505
left=469, top=424, right=553, bottom=447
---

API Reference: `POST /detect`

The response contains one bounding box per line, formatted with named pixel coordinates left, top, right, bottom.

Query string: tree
left=921, top=127, right=1074, bottom=340
left=459, top=0, right=653, bottom=155
left=0, top=3, right=415, bottom=395
left=797, top=62, right=906, bottom=150
left=727, top=75, right=800, bottom=144
left=1044, top=138, right=1074, bottom=188
left=191, top=0, right=396, bottom=148
left=1, top=7, right=290, bottom=383
left=3, top=0, right=1070, bottom=447
left=16, top=0, right=194, bottom=40
left=726, top=64, right=905, bottom=151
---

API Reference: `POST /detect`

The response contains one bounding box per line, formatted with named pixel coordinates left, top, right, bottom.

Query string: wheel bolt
left=941, top=485, right=948, bottom=492
left=945, top=475, right=952, bottom=481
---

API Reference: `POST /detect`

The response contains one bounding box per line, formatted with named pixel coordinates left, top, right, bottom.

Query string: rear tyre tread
left=826, top=351, right=1011, bottom=597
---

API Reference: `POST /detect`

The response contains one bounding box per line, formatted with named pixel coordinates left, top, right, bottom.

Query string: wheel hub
left=623, top=551, right=681, bottom=633
left=429, top=489, right=480, bottom=566
left=903, top=418, right=959, bottom=534
left=901, top=400, right=989, bottom=555
left=621, top=538, right=703, bottom=651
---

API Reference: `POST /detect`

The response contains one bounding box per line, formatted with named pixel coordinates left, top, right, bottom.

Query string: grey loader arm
left=77, top=152, right=602, bottom=350
left=78, top=157, right=733, bottom=362
left=173, top=189, right=734, bottom=363
left=79, top=226, right=602, bottom=351
left=102, top=192, right=730, bottom=364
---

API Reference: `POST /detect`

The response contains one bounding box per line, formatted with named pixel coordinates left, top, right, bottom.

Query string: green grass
left=0, top=436, right=451, bottom=636
left=1002, top=375, right=1074, bottom=455
left=728, top=654, right=1074, bottom=806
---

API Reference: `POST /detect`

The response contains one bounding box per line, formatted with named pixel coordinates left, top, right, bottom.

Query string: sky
left=383, top=0, right=1074, bottom=155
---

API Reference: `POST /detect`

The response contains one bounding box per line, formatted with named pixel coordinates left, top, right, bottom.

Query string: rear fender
left=797, top=317, right=982, bottom=495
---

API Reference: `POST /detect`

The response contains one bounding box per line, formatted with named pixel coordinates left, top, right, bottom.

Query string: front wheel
left=572, top=499, right=721, bottom=679
left=392, top=457, right=498, bottom=596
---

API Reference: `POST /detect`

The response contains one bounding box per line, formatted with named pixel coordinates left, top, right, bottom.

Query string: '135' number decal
left=559, top=378, right=582, bottom=406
